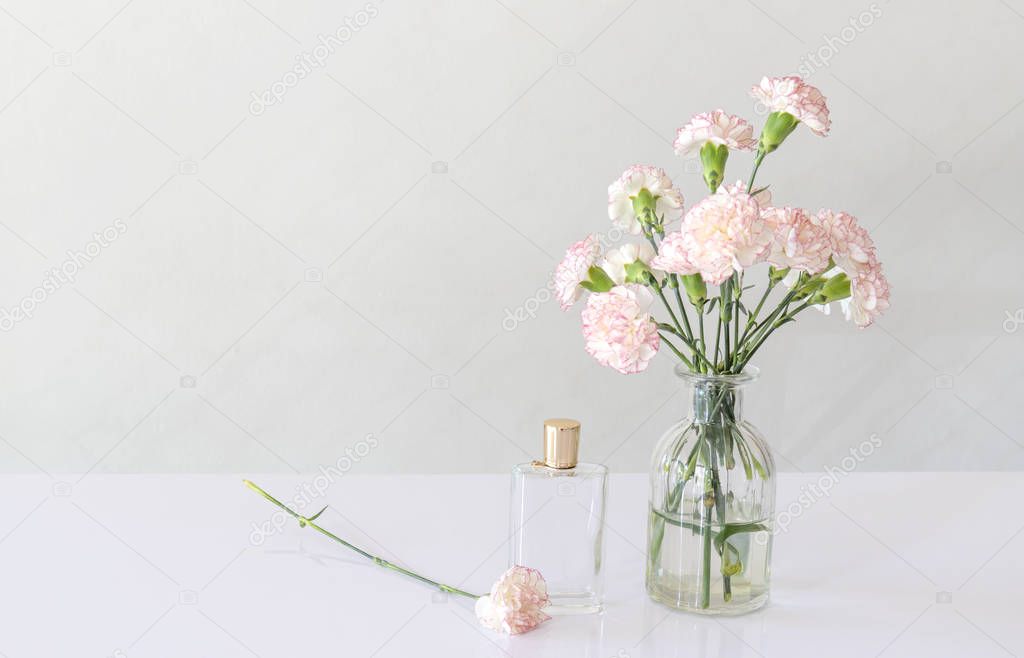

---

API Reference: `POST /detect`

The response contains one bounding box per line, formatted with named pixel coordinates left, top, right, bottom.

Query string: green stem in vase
left=698, top=436, right=714, bottom=609
left=710, top=469, right=731, bottom=602
left=649, top=385, right=758, bottom=609
left=243, top=480, right=480, bottom=599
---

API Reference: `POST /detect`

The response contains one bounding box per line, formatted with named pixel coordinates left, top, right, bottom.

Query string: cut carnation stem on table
left=243, top=480, right=552, bottom=634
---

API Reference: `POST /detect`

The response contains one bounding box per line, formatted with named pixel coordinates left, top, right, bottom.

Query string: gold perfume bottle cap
left=543, top=418, right=580, bottom=469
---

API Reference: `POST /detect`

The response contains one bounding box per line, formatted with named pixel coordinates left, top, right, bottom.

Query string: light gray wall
left=1, top=0, right=1022, bottom=474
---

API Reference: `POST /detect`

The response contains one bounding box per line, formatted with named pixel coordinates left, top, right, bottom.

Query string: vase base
left=547, top=592, right=603, bottom=615
left=645, top=581, right=768, bottom=616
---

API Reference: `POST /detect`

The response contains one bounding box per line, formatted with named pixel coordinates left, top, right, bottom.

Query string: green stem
left=657, top=323, right=714, bottom=372
left=243, top=480, right=480, bottom=599
left=698, top=305, right=707, bottom=374
left=734, top=273, right=744, bottom=359
left=671, top=278, right=701, bottom=368
left=652, top=280, right=686, bottom=338
left=746, top=151, right=766, bottom=194
left=699, top=436, right=713, bottom=609
left=737, top=288, right=798, bottom=361
left=710, top=446, right=732, bottom=602
left=721, top=279, right=732, bottom=370
left=713, top=313, right=722, bottom=370
left=735, top=300, right=814, bottom=371
left=739, top=280, right=776, bottom=346
left=650, top=508, right=767, bottom=538
left=657, top=331, right=695, bottom=371
left=671, top=275, right=695, bottom=340
left=651, top=269, right=716, bottom=373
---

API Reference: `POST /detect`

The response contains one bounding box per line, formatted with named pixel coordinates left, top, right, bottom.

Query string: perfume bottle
left=509, top=419, right=608, bottom=613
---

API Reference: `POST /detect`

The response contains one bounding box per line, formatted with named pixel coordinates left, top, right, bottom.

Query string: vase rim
left=673, top=364, right=760, bottom=385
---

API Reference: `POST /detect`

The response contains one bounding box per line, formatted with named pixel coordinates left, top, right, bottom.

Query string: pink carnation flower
left=475, top=566, right=551, bottom=635
left=554, top=235, right=601, bottom=311
left=608, top=165, right=684, bottom=234
left=817, top=209, right=877, bottom=274
left=650, top=230, right=698, bottom=277
left=581, top=285, right=660, bottom=374
left=761, top=206, right=831, bottom=274
left=601, top=242, right=656, bottom=285
left=848, top=262, right=891, bottom=328
left=750, top=76, right=831, bottom=136
left=674, top=109, right=757, bottom=156
left=720, top=179, right=771, bottom=206
left=811, top=209, right=891, bottom=327
left=653, top=185, right=771, bottom=285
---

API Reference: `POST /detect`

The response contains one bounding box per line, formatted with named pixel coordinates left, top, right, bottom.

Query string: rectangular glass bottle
left=509, top=419, right=608, bottom=613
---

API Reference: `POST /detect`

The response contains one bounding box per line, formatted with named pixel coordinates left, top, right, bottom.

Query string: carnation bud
left=623, top=260, right=650, bottom=284
left=631, top=187, right=657, bottom=218
left=699, top=142, right=729, bottom=192
left=681, top=273, right=707, bottom=304
left=579, top=265, right=614, bottom=293
left=820, top=272, right=851, bottom=302
left=758, top=111, right=800, bottom=154
left=768, top=265, right=790, bottom=283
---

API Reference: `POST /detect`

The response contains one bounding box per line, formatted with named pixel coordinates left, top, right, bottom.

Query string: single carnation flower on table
left=674, top=109, right=757, bottom=155
left=554, top=235, right=601, bottom=310
left=608, top=165, right=684, bottom=234
left=602, top=242, right=656, bottom=285
left=475, top=566, right=551, bottom=635
left=750, top=76, right=831, bottom=136
left=653, top=185, right=771, bottom=285
left=242, top=481, right=556, bottom=639
left=761, top=206, right=831, bottom=274
left=581, top=284, right=660, bottom=374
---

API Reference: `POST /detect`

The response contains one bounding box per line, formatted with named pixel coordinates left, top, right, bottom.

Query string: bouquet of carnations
left=556, top=75, right=890, bottom=613
left=556, top=75, right=889, bottom=378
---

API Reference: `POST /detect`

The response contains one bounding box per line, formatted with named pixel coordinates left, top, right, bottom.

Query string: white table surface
left=0, top=473, right=1021, bottom=657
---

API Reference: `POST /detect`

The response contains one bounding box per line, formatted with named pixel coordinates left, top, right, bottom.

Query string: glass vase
left=645, top=366, right=775, bottom=615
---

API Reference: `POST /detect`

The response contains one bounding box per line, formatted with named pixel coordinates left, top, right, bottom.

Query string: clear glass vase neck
left=674, top=365, right=759, bottom=425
